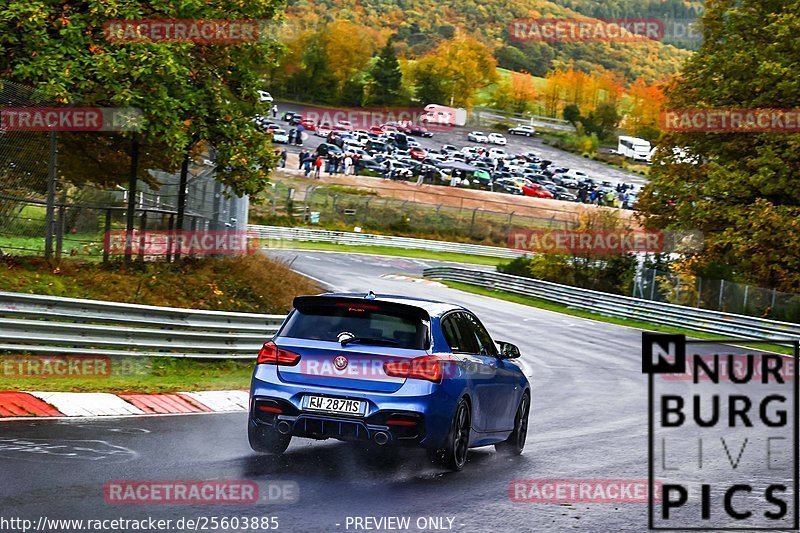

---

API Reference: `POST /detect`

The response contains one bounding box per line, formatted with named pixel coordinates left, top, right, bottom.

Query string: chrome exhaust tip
left=276, top=420, right=292, bottom=435
left=373, top=431, right=389, bottom=446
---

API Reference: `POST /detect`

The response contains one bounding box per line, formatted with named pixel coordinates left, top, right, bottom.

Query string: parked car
left=488, top=147, right=508, bottom=159
left=487, top=133, right=507, bottom=145
left=258, top=90, right=273, bottom=103
left=316, top=143, right=343, bottom=157
left=299, top=118, right=316, bottom=131
left=315, top=123, right=332, bottom=137
left=366, top=140, right=390, bottom=154
left=281, top=111, right=297, bottom=122
left=358, top=158, right=388, bottom=174
left=467, top=131, right=489, bottom=143
left=564, top=169, right=589, bottom=180
left=441, top=144, right=458, bottom=155
left=271, top=129, right=289, bottom=144
left=470, top=170, right=493, bottom=190
left=407, top=124, right=434, bottom=137
left=410, top=147, right=428, bottom=160
left=494, top=178, right=524, bottom=195
left=336, top=120, right=354, bottom=131
left=551, top=186, right=577, bottom=201
left=509, top=125, right=536, bottom=136
left=521, top=184, right=554, bottom=199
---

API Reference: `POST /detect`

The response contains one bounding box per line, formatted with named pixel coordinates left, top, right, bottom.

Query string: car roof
left=299, top=292, right=462, bottom=317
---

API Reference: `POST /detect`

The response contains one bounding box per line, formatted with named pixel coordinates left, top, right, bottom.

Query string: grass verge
left=0, top=357, right=254, bottom=393
left=268, top=241, right=506, bottom=266
left=0, top=254, right=318, bottom=313
left=441, top=280, right=794, bottom=356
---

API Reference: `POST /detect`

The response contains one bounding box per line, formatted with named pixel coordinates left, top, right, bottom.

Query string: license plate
left=305, top=395, right=364, bottom=416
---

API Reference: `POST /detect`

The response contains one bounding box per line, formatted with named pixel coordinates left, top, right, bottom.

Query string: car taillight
left=257, top=341, right=301, bottom=366
left=387, top=417, right=418, bottom=427
left=383, top=355, right=447, bottom=383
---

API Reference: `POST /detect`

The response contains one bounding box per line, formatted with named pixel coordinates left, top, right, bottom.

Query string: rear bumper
left=249, top=367, right=460, bottom=449
left=250, top=397, right=426, bottom=446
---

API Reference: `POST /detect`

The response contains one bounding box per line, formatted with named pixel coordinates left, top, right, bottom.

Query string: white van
left=420, top=104, right=467, bottom=127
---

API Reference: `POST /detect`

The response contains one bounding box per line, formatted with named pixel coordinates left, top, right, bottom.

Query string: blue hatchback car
left=248, top=292, right=530, bottom=470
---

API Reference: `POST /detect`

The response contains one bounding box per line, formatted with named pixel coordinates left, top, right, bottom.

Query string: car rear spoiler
left=293, top=295, right=430, bottom=321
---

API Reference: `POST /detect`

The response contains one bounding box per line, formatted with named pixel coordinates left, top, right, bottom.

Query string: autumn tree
left=492, top=72, right=538, bottom=114
left=626, top=77, right=666, bottom=141
left=321, top=20, right=378, bottom=99
left=412, top=34, right=497, bottom=107
left=638, top=0, right=800, bottom=291
left=0, top=0, right=284, bottom=197
left=542, top=67, right=623, bottom=118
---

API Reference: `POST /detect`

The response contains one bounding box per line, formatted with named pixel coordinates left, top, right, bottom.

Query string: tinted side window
left=462, top=313, right=498, bottom=357
left=452, top=313, right=480, bottom=354
left=441, top=315, right=463, bottom=352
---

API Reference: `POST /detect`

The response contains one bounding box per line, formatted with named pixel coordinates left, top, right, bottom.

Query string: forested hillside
left=285, top=0, right=696, bottom=81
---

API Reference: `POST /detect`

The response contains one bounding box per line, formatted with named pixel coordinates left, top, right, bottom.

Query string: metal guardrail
left=472, top=107, right=577, bottom=133
left=423, top=267, right=800, bottom=341
left=0, top=292, right=285, bottom=358
left=248, top=225, right=526, bottom=259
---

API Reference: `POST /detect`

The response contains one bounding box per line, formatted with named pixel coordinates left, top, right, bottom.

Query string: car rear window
left=280, top=304, right=429, bottom=350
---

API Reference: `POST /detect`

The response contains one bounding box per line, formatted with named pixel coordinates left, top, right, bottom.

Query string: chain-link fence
left=634, top=266, right=800, bottom=323
left=0, top=79, right=249, bottom=260
left=254, top=181, right=573, bottom=246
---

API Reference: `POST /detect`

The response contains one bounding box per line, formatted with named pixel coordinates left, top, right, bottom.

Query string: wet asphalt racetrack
left=0, top=250, right=793, bottom=532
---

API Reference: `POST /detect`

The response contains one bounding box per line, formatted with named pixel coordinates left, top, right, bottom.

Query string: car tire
left=495, top=393, right=530, bottom=456
left=248, top=424, right=291, bottom=455
left=429, top=398, right=471, bottom=471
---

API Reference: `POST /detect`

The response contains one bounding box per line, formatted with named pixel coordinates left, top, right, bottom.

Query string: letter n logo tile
left=642, top=333, right=685, bottom=374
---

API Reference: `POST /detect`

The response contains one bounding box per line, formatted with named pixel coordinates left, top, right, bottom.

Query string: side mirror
left=497, top=341, right=521, bottom=359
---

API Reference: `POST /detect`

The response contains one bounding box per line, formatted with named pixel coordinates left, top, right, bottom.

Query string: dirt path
left=277, top=152, right=639, bottom=226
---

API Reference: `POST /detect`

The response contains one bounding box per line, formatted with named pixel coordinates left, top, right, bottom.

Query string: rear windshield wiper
left=340, top=337, right=400, bottom=347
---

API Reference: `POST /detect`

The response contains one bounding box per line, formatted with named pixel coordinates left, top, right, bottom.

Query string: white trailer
left=617, top=136, right=652, bottom=162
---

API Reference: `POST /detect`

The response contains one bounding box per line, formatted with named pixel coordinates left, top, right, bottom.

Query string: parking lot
left=270, top=101, right=649, bottom=192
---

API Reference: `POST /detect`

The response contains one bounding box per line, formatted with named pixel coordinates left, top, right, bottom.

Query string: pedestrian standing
left=314, top=155, right=323, bottom=178
left=344, top=155, right=353, bottom=175
left=272, top=104, right=278, bottom=118
left=280, top=149, right=287, bottom=168
left=288, top=128, right=296, bottom=145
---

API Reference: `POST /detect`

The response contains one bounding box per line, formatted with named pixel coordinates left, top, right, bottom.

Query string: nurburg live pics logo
left=642, top=333, right=799, bottom=530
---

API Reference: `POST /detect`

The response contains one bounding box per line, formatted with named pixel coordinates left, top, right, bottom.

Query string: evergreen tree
left=365, top=39, right=403, bottom=106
